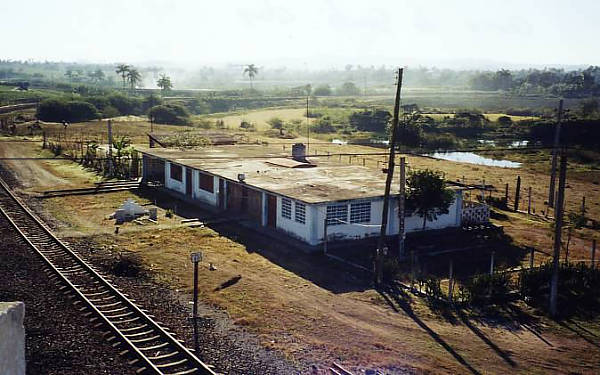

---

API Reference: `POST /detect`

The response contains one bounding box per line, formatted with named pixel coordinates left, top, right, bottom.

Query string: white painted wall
left=276, top=196, right=315, bottom=244
left=192, top=171, right=219, bottom=206
left=164, top=161, right=186, bottom=194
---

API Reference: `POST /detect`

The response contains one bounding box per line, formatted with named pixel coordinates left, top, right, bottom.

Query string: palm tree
left=126, top=68, right=142, bottom=91
left=115, top=64, right=130, bottom=89
left=156, top=74, right=173, bottom=95
left=243, top=64, right=259, bottom=89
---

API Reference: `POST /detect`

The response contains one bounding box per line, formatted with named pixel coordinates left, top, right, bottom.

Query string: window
left=170, top=163, right=182, bottom=182
left=350, top=201, right=371, bottom=223
left=295, top=202, right=306, bottom=224
left=281, top=198, right=292, bottom=219
left=326, top=204, right=348, bottom=226
left=198, top=172, right=214, bottom=193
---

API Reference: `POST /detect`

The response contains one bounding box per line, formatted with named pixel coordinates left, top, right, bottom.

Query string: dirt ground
left=2, top=135, right=600, bottom=374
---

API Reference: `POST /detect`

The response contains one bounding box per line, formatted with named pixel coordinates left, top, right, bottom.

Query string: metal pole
left=550, top=150, right=567, bottom=317
left=107, top=120, right=114, bottom=176
left=193, top=260, right=199, bottom=354
left=490, top=251, right=495, bottom=275
left=549, top=99, right=563, bottom=208
left=306, top=95, right=310, bottom=154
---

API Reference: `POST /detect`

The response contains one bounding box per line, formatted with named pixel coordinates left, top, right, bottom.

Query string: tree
left=156, top=74, right=173, bottom=94
left=313, top=84, right=332, bottom=96
left=406, top=169, right=455, bottom=230
left=115, top=64, right=130, bottom=89
left=337, top=82, right=360, bottom=96
left=149, top=104, right=190, bottom=125
left=348, top=109, right=391, bottom=133
left=243, top=64, right=258, bottom=89
left=126, top=68, right=142, bottom=91
left=580, top=98, right=599, bottom=117
left=267, top=117, right=284, bottom=135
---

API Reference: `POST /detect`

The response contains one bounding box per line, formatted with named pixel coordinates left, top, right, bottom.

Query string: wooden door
left=185, top=168, right=192, bottom=196
left=218, top=179, right=225, bottom=209
left=267, top=194, right=277, bottom=228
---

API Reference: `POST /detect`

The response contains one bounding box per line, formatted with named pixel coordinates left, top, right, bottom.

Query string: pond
left=426, top=151, right=521, bottom=168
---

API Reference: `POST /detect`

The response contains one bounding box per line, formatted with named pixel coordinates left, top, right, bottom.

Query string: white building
left=139, top=144, right=463, bottom=249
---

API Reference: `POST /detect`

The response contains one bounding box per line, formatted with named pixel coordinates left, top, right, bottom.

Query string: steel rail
left=0, top=176, right=217, bottom=375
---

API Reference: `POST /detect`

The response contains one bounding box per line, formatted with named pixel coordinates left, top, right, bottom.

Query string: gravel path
left=0, top=219, right=136, bottom=375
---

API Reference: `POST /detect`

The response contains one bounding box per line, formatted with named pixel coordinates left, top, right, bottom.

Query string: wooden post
left=592, top=240, right=596, bottom=268
left=323, top=218, right=328, bottom=255
left=529, top=247, right=535, bottom=269
left=528, top=187, right=532, bottom=215
left=362, top=158, right=366, bottom=166
left=581, top=196, right=586, bottom=217
left=490, top=251, right=495, bottom=275
left=375, top=68, right=403, bottom=286
left=549, top=99, right=564, bottom=208
left=505, top=183, right=509, bottom=203
left=550, top=150, right=567, bottom=317
left=565, top=226, right=572, bottom=263
left=398, top=157, right=406, bottom=258
left=514, top=176, right=521, bottom=212
left=448, top=259, right=454, bottom=302
left=481, top=178, right=485, bottom=202
left=42, top=131, right=47, bottom=149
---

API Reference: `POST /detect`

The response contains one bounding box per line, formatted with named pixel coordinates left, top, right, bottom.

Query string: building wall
left=192, top=171, right=219, bottom=206
left=276, top=196, right=315, bottom=244
left=164, top=161, right=186, bottom=194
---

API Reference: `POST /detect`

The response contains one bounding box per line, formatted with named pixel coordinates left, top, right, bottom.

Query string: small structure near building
left=138, top=143, right=466, bottom=250
left=112, top=198, right=149, bottom=224
left=0, top=302, right=25, bottom=375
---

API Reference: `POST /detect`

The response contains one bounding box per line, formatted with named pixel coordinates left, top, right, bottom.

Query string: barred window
left=350, top=201, right=371, bottom=223
left=295, top=202, right=306, bottom=224
left=198, top=172, right=214, bottom=192
left=170, top=164, right=182, bottom=182
left=326, top=204, right=348, bottom=226
left=281, top=198, right=292, bottom=219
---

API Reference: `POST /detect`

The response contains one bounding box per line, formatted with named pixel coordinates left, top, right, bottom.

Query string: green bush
left=461, top=273, right=512, bottom=305
left=107, top=93, right=142, bottom=115
left=149, top=104, right=190, bottom=125
left=37, top=99, right=99, bottom=122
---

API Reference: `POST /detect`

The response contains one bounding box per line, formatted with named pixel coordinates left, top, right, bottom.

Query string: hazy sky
left=2, top=0, right=598, bottom=68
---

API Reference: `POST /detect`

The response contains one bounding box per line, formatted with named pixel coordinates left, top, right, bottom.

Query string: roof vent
left=237, top=173, right=246, bottom=183
left=292, top=143, right=307, bottom=162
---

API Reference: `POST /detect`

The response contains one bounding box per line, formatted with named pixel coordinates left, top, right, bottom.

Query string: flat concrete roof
left=137, top=145, right=458, bottom=204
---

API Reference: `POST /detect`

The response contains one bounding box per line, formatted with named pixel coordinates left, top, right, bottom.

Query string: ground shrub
left=461, top=273, right=512, bottom=305
left=149, top=104, right=190, bottom=125
left=111, top=253, right=143, bottom=277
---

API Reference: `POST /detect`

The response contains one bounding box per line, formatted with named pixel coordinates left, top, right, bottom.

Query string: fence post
left=490, top=251, right=495, bottom=275
left=582, top=196, right=586, bottom=217
left=529, top=247, right=535, bottom=269
left=528, top=187, right=532, bottom=215
left=448, top=259, right=454, bottom=302
left=505, top=183, right=509, bottom=203
left=592, top=240, right=597, bottom=269
left=514, top=176, right=521, bottom=212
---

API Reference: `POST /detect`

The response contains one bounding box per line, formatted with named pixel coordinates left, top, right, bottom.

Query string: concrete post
left=0, top=302, right=25, bottom=375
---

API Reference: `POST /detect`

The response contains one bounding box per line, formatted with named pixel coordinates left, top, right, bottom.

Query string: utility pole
left=398, top=157, right=406, bottom=258
left=375, top=67, right=403, bottom=285
left=548, top=99, right=564, bottom=208
left=107, top=119, right=114, bottom=177
left=306, top=94, right=310, bottom=154
left=550, top=150, right=567, bottom=317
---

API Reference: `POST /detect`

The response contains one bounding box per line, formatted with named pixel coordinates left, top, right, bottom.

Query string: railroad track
left=0, top=176, right=217, bottom=375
